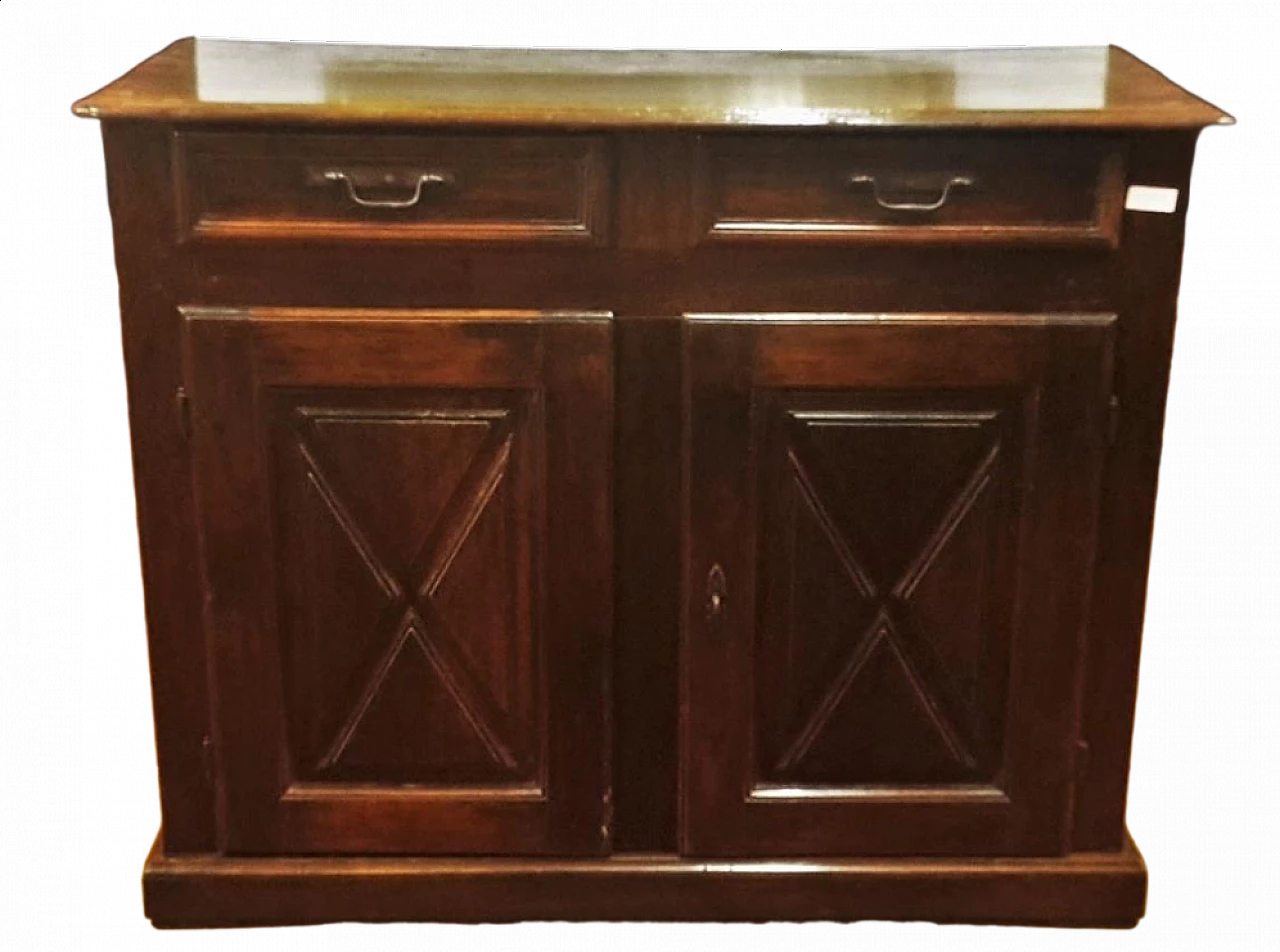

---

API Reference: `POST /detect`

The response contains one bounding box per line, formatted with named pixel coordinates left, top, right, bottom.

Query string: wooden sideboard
left=74, top=39, right=1231, bottom=928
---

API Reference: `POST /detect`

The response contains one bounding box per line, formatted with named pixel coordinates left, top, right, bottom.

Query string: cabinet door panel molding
left=74, top=39, right=1230, bottom=927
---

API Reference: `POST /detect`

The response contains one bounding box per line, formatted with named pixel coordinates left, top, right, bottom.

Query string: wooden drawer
left=698, top=134, right=1124, bottom=247
left=175, top=132, right=610, bottom=244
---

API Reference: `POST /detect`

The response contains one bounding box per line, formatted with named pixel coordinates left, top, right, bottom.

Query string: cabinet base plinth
left=143, top=830, right=1146, bottom=928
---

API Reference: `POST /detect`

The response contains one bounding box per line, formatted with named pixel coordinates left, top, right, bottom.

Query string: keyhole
left=706, top=563, right=727, bottom=621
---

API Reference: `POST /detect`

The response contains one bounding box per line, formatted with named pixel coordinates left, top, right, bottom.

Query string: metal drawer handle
left=320, top=169, right=455, bottom=209
left=848, top=173, right=975, bottom=212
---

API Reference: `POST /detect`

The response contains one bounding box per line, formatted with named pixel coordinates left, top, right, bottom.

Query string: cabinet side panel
left=102, top=121, right=217, bottom=851
left=1072, top=130, right=1199, bottom=850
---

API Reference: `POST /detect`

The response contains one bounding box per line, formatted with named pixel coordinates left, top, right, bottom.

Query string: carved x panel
left=758, top=399, right=1018, bottom=786
left=272, top=393, right=538, bottom=785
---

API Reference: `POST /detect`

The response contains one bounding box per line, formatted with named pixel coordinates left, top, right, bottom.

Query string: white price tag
left=1125, top=185, right=1180, bottom=214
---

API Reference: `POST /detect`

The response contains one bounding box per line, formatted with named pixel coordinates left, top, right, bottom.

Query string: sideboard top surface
left=73, top=38, right=1232, bottom=130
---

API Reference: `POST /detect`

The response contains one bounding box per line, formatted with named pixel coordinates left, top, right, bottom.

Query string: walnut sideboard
left=74, top=39, right=1231, bottom=928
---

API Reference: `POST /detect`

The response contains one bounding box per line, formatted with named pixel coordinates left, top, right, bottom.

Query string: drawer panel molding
left=697, top=134, right=1126, bottom=247
left=174, top=132, right=611, bottom=245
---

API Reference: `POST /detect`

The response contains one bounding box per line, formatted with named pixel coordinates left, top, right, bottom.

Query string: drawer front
left=176, top=132, right=609, bottom=244
left=699, top=134, right=1124, bottom=247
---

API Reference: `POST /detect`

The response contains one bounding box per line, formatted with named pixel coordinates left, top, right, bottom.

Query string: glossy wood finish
left=76, top=40, right=1227, bottom=927
left=186, top=308, right=612, bottom=855
left=700, top=134, right=1125, bottom=246
left=682, top=314, right=1114, bottom=857
left=1072, top=131, right=1202, bottom=850
left=612, top=318, right=683, bottom=851
left=177, top=132, right=609, bottom=243
left=142, top=831, right=1147, bottom=927
left=102, top=122, right=216, bottom=852
left=74, top=39, right=1232, bottom=130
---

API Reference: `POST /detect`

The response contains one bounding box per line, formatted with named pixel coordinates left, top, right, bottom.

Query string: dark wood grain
left=611, top=318, right=683, bottom=851
left=270, top=388, right=540, bottom=785
left=76, top=41, right=1225, bottom=927
left=699, top=133, right=1125, bottom=247
left=176, top=131, right=609, bottom=244
left=753, top=390, right=1020, bottom=788
left=142, top=830, right=1147, bottom=927
left=180, top=243, right=1118, bottom=315
left=616, top=135, right=699, bottom=250
left=101, top=122, right=217, bottom=852
left=183, top=309, right=612, bottom=855
left=1071, top=131, right=1201, bottom=850
left=681, top=314, right=1114, bottom=857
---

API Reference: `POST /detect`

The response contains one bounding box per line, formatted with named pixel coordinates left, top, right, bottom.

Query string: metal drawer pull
left=848, top=174, right=975, bottom=212
left=320, top=169, right=455, bottom=209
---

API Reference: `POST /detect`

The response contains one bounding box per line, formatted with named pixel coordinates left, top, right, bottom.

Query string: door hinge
left=600, top=786, right=613, bottom=852
left=1107, top=394, right=1122, bottom=446
left=176, top=386, right=192, bottom=440
left=1074, top=738, right=1091, bottom=786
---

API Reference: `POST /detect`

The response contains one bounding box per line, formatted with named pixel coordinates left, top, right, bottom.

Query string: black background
left=55, top=39, right=1244, bottom=936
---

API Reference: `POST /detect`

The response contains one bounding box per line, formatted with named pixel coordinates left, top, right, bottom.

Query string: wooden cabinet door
left=682, top=314, right=1115, bottom=857
left=184, top=308, right=612, bottom=855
